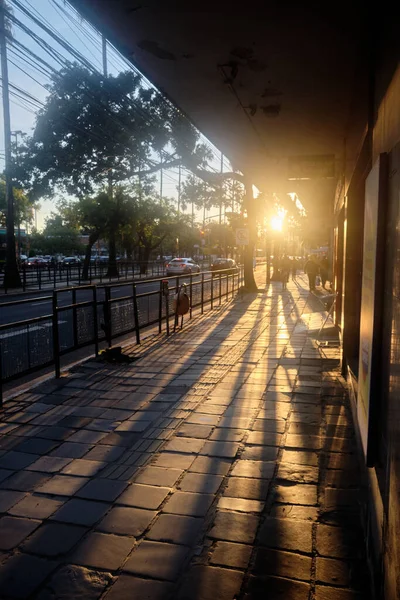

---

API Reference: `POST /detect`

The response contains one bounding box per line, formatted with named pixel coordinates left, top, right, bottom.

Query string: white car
left=166, top=258, right=201, bottom=276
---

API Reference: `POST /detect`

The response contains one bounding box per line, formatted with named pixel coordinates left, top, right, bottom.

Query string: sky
left=0, top=0, right=231, bottom=230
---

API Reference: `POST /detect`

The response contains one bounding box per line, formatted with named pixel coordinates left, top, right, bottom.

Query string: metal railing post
left=158, top=280, right=163, bottom=333
left=226, top=273, right=229, bottom=301
left=52, top=291, right=61, bottom=378
left=189, top=274, right=193, bottom=319
left=0, top=337, right=3, bottom=407
left=93, top=286, right=99, bottom=357
left=201, top=273, right=204, bottom=314
left=38, top=268, right=42, bottom=290
left=105, top=286, right=112, bottom=347
left=219, top=272, right=222, bottom=306
left=72, top=288, right=78, bottom=349
left=211, top=272, right=214, bottom=310
left=132, top=283, right=140, bottom=345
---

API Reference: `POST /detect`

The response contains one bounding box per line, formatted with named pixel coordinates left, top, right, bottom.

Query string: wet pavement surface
left=0, top=271, right=371, bottom=599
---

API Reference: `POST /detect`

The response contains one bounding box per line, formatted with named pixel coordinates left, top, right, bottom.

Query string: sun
left=270, top=215, right=283, bottom=231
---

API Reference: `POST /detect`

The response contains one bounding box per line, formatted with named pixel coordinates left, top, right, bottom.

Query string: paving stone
left=35, top=426, right=76, bottom=441
left=257, top=517, right=313, bottom=553
left=223, top=476, right=270, bottom=500
left=189, top=456, right=232, bottom=475
left=316, top=524, right=361, bottom=558
left=178, top=472, right=223, bottom=494
left=0, top=451, right=39, bottom=470
left=241, top=445, right=278, bottom=461
left=285, top=434, right=322, bottom=450
left=1, top=470, right=51, bottom=491
left=147, top=513, right=203, bottom=546
left=247, top=431, right=283, bottom=446
left=218, top=497, right=264, bottom=513
left=50, top=498, right=110, bottom=526
left=0, top=489, right=25, bottom=512
left=61, top=458, right=106, bottom=477
left=104, top=574, right=173, bottom=600
left=164, top=437, right=205, bottom=454
left=97, top=506, right=156, bottom=536
left=50, top=441, right=93, bottom=459
left=0, top=515, right=40, bottom=549
left=76, top=478, right=128, bottom=502
left=27, top=456, right=72, bottom=473
left=13, top=438, right=60, bottom=455
left=152, top=453, right=195, bottom=470
left=163, top=491, right=214, bottom=517
left=117, top=483, right=170, bottom=509
left=210, top=540, right=253, bottom=569
left=0, top=468, right=13, bottom=483
left=22, top=522, right=88, bottom=557
left=38, top=474, right=89, bottom=497
left=66, top=429, right=107, bottom=444
left=209, top=428, right=245, bottom=442
left=244, top=575, right=310, bottom=600
left=0, top=553, right=58, bottom=599
left=135, top=466, right=183, bottom=487
left=84, top=444, right=125, bottom=462
left=315, top=586, right=364, bottom=600
left=72, top=532, right=134, bottom=570
left=231, top=459, right=275, bottom=479
left=9, top=494, right=64, bottom=519
left=36, top=564, right=112, bottom=600
left=177, top=423, right=214, bottom=438
left=270, top=505, right=319, bottom=521
left=253, top=547, right=312, bottom=581
left=281, top=449, right=319, bottom=466
left=178, top=565, right=243, bottom=600
left=251, top=419, right=286, bottom=433
left=124, top=540, right=188, bottom=581
left=200, top=440, right=240, bottom=458
left=277, top=462, right=319, bottom=484
left=209, top=510, right=258, bottom=544
left=324, top=488, right=360, bottom=508
left=273, top=483, right=318, bottom=505
left=316, top=557, right=352, bottom=586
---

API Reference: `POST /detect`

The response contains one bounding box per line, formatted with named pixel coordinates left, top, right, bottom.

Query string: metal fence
left=0, top=268, right=243, bottom=402
left=0, top=260, right=213, bottom=293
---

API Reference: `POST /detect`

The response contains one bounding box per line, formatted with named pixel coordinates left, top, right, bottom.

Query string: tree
left=0, top=177, right=34, bottom=229
left=39, top=213, right=83, bottom=256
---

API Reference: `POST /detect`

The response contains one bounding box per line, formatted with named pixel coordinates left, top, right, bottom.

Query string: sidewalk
left=0, top=270, right=371, bottom=599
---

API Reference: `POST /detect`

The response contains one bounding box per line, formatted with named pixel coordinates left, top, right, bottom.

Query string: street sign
left=236, top=228, right=249, bottom=246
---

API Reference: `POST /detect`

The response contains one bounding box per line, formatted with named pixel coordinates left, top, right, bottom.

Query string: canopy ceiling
left=70, top=0, right=366, bottom=216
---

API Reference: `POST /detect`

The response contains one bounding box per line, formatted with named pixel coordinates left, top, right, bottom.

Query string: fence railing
left=0, top=267, right=243, bottom=403
left=0, top=259, right=213, bottom=293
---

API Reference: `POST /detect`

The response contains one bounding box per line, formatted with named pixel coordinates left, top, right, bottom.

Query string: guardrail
left=0, top=260, right=213, bottom=293
left=0, top=267, right=243, bottom=403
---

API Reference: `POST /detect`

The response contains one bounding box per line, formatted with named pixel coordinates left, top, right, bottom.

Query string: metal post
left=189, top=274, right=193, bottom=319
left=211, top=272, right=214, bottom=310
left=66, top=266, right=69, bottom=287
left=201, top=273, right=204, bottom=314
left=72, top=288, right=78, bottom=349
left=38, top=267, right=41, bottom=290
left=226, top=273, right=229, bottom=301
left=132, top=283, right=140, bottom=345
left=93, top=286, right=99, bottom=357
left=219, top=272, right=222, bottom=306
left=158, top=280, right=163, bottom=334
left=52, top=291, right=60, bottom=378
left=0, top=337, right=3, bottom=407
left=105, top=286, right=112, bottom=347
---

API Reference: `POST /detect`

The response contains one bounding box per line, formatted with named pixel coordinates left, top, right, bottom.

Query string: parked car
left=25, top=257, right=47, bottom=268
left=61, top=256, right=81, bottom=266
left=210, top=258, right=239, bottom=275
left=166, top=258, right=201, bottom=276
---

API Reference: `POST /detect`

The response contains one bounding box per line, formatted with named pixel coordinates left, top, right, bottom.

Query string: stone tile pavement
left=0, top=270, right=372, bottom=599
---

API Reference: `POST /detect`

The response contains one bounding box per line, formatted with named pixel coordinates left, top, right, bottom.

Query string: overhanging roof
left=70, top=0, right=366, bottom=214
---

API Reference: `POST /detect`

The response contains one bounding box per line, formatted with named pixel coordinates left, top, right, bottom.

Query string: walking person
left=304, top=256, right=319, bottom=291
left=319, top=255, right=329, bottom=289
left=291, top=257, right=298, bottom=281
left=281, top=254, right=291, bottom=291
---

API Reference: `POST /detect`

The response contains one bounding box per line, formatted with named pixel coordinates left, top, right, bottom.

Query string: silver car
left=166, top=258, right=201, bottom=276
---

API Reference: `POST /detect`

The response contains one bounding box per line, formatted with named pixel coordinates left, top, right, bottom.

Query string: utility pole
left=219, top=152, right=223, bottom=226
left=159, top=151, right=163, bottom=205
left=1, top=2, right=21, bottom=288
left=12, top=130, right=23, bottom=258
left=102, top=34, right=108, bottom=77
left=177, top=163, right=181, bottom=215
